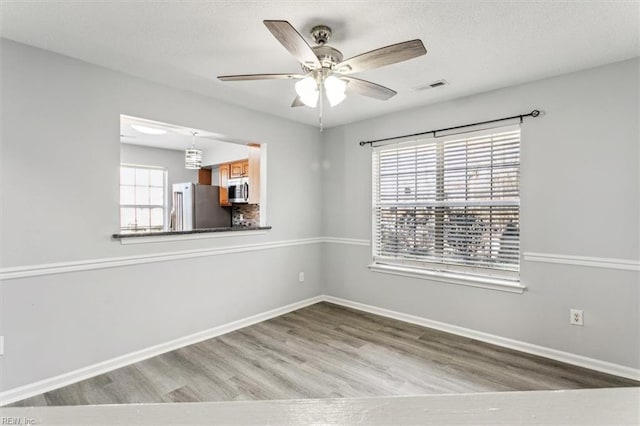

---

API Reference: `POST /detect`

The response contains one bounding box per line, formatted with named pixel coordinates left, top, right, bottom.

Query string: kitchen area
left=114, top=115, right=268, bottom=240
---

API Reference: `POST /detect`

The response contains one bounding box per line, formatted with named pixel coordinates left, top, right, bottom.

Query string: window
left=372, top=125, right=520, bottom=282
left=119, top=165, right=167, bottom=233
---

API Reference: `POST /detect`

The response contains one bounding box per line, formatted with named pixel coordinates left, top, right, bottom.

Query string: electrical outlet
left=298, top=272, right=305, bottom=283
left=570, top=309, right=584, bottom=326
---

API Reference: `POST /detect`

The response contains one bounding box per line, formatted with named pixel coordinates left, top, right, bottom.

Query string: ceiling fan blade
left=263, top=20, right=320, bottom=68
left=291, top=96, right=305, bottom=107
left=218, top=73, right=304, bottom=81
left=342, top=76, right=397, bottom=100
left=336, top=39, right=426, bottom=74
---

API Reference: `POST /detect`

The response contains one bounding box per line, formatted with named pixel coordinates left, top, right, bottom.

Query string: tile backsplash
left=232, top=204, right=260, bottom=227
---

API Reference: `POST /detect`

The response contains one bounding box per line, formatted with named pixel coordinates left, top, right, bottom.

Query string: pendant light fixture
left=185, top=131, right=203, bottom=169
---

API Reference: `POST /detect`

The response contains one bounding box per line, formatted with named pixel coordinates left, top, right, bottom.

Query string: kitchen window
left=371, top=125, right=521, bottom=288
left=119, top=165, right=167, bottom=233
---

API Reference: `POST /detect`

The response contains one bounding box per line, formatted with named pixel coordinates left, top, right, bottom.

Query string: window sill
left=368, top=263, right=525, bottom=294
left=112, top=226, right=271, bottom=245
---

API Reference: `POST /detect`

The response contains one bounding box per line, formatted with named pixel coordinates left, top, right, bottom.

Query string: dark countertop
left=112, top=226, right=272, bottom=239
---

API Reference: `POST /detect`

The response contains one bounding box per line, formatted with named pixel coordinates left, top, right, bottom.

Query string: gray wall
left=121, top=144, right=197, bottom=190
left=321, top=58, right=640, bottom=369
left=1, top=37, right=638, bottom=394
left=0, top=39, right=324, bottom=391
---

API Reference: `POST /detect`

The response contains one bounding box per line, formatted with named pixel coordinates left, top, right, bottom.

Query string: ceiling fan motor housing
left=299, top=26, right=343, bottom=72
left=311, top=25, right=332, bottom=45
left=307, top=45, right=343, bottom=71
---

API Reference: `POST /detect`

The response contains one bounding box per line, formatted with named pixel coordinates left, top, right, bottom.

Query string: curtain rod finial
left=532, top=110, right=540, bottom=117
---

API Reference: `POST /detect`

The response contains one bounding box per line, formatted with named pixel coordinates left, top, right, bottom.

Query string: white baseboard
left=323, top=295, right=640, bottom=382
left=0, top=295, right=324, bottom=406
left=3, top=294, right=638, bottom=406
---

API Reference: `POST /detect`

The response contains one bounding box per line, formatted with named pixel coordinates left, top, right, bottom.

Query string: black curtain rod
left=359, top=109, right=541, bottom=147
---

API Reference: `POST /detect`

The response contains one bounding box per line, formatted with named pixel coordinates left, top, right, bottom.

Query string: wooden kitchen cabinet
left=230, top=160, right=248, bottom=178
left=218, top=163, right=231, bottom=206
left=198, top=168, right=212, bottom=185
left=219, top=149, right=259, bottom=205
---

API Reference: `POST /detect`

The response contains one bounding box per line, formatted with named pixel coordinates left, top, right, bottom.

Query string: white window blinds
left=372, top=125, right=520, bottom=280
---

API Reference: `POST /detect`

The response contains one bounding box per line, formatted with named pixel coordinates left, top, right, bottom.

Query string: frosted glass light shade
left=295, top=76, right=319, bottom=108
left=325, top=76, right=347, bottom=106
left=185, top=147, right=203, bottom=169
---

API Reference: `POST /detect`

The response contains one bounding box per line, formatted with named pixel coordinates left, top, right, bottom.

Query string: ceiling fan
left=218, top=20, right=427, bottom=129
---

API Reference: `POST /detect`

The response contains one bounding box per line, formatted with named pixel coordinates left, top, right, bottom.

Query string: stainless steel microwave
left=228, top=177, right=249, bottom=203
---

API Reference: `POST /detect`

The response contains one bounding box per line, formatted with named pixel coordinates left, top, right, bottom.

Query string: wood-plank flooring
left=10, top=302, right=639, bottom=407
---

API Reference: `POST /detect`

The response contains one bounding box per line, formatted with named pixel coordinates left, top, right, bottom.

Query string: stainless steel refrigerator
left=170, top=183, right=231, bottom=231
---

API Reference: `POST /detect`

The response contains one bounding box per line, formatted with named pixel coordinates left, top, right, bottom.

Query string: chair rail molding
left=0, top=237, right=324, bottom=280
left=3, top=244, right=637, bottom=281
left=523, top=252, right=640, bottom=271
left=322, top=237, right=370, bottom=246
left=0, top=237, right=372, bottom=280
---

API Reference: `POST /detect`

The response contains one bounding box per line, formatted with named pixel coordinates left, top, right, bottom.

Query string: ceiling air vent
left=414, top=79, right=448, bottom=91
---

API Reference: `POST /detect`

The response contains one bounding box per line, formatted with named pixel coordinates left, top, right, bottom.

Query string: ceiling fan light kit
left=295, top=76, right=319, bottom=107
left=218, top=20, right=427, bottom=130
left=295, top=73, right=347, bottom=108
left=324, top=75, right=347, bottom=106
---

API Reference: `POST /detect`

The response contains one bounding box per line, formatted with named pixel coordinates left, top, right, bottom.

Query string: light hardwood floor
left=10, top=302, right=639, bottom=406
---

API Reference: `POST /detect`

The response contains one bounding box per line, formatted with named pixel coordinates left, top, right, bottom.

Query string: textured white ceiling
left=2, top=1, right=639, bottom=128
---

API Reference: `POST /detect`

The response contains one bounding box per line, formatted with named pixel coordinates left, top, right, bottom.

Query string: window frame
left=369, top=124, right=524, bottom=292
left=119, top=164, right=168, bottom=234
